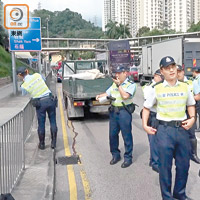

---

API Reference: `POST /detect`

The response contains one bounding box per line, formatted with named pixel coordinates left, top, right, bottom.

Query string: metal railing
left=0, top=100, right=35, bottom=193
left=0, top=71, right=53, bottom=193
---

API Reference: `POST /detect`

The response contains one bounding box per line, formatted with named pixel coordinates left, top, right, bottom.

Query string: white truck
left=139, top=37, right=200, bottom=86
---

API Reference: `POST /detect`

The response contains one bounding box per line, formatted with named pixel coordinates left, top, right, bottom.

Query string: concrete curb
left=44, top=149, right=55, bottom=200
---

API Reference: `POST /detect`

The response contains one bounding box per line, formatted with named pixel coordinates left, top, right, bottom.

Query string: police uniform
left=106, top=66, right=136, bottom=168
left=143, top=70, right=162, bottom=172
left=193, top=68, right=200, bottom=129
left=144, top=57, right=195, bottom=200
left=17, top=67, right=57, bottom=150
left=184, top=76, right=200, bottom=164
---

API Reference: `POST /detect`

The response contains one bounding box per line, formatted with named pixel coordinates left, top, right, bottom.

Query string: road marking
left=65, top=108, right=92, bottom=199
left=58, top=89, right=77, bottom=200
left=79, top=163, right=91, bottom=200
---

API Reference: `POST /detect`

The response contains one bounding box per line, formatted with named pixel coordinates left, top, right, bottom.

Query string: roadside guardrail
left=0, top=71, right=52, bottom=193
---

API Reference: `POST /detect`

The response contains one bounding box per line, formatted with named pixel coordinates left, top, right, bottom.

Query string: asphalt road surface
left=54, top=83, right=200, bottom=200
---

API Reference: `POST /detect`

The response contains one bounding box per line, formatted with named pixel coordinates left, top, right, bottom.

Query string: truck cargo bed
left=62, top=77, right=112, bottom=99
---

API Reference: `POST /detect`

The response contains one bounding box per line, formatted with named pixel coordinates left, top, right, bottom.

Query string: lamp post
left=46, top=16, right=50, bottom=48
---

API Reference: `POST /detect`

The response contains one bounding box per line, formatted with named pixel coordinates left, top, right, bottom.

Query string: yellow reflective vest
left=110, top=81, right=134, bottom=106
left=22, top=73, right=50, bottom=98
left=155, top=82, right=188, bottom=120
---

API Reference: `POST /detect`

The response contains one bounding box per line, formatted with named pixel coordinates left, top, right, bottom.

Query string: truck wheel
left=64, top=97, right=68, bottom=109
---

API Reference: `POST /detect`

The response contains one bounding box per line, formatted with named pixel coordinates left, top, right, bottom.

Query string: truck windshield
left=76, top=62, right=93, bottom=70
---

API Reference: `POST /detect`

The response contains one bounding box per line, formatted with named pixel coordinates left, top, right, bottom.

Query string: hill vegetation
left=0, top=46, right=30, bottom=78
left=33, top=9, right=104, bottom=39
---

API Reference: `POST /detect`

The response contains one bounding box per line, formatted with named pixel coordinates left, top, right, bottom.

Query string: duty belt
left=38, top=93, right=52, bottom=101
left=110, top=105, right=126, bottom=113
left=158, top=120, right=182, bottom=128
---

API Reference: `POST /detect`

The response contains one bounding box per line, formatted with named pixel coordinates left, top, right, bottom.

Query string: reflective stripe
left=155, top=82, right=188, bottom=120
left=186, top=80, right=193, bottom=92
left=110, top=82, right=133, bottom=106
left=22, top=73, right=50, bottom=98
left=159, top=99, right=187, bottom=106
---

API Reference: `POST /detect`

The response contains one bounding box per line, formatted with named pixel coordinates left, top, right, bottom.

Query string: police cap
left=16, top=66, right=27, bottom=75
left=177, top=65, right=183, bottom=71
left=159, top=56, right=176, bottom=68
left=115, top=65, right=128, bottom=73
left=192, top=66, right=200, bottom=72
left=154, top=69, right=161, bottom=76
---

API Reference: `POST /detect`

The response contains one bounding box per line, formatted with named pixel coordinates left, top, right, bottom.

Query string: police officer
left=142, top=56, right=195, bottom=200
left=17, top=67, right=58, bottom=150
left=192, top=66, right=200, bottom=131
left=177, top=65, right=200, bottom=164
left=143, top=69, right=163, bottom=173
left=96, top=65, right=136, bottom=168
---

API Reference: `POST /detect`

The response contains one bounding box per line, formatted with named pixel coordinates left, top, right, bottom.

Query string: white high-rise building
left=102, top=0, right=115, bottom=31
left=103, top=0, right=196, bottom=36
left=192, top=0, right=200, bottom=24
left=131, top=0, right=163, bottom=36
left=168, top=0, right=192, bottom=32
left=102, top=0, right=132, bottom=33
left=115, top=0, right=132, bottom=28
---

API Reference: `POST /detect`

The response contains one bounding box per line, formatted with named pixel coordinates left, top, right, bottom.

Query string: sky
left=2, top=0, right=103, bottom=26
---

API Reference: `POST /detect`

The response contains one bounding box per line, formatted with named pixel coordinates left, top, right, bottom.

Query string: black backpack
left=0, top=194, right=15, bottom=200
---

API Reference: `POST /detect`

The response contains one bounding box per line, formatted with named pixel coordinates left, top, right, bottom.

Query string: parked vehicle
left=62, top=60, right=112, bottom=119
left=139, top=37, right=200, bottom=86
left=57, top=68, right=62, bottom=82
left=128, top=66, right=139, bottom=81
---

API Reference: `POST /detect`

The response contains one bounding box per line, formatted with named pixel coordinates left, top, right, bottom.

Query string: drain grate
left=57, top=155, right=80, bottom=165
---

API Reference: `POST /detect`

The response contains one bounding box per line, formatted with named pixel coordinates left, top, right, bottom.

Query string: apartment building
left=103, top=0, right=195, bottom=35
left=102, top=0, right=131, bottom=32
left=131, top=0, right=163, bottom=36
left=168, top=0, right=191, bottom=32
left=192, top=0, right=200, bottom=24
left=102, top=0, right=115, bottom=31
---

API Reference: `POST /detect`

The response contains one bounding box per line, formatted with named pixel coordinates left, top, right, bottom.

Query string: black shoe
left=110, top=157, right=121, bottom=165
left=191, top=154, right=200, bottom=164
left=51, top=141, right=56, bottom=149
left=38, top=143, right=45, bottom=150
left=121, top=161, right=132, bottom=168
left=152, top=165, right=159, bottom=173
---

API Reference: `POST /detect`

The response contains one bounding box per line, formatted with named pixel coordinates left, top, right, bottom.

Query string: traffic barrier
left=0, top=71, right=52, bottom=193
left=0, top=77, right=11, bottom=87
left=0, top=100, right=35, bottom=194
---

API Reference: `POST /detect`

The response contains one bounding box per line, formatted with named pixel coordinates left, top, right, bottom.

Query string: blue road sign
left=9, top=17, right=42, bottom=51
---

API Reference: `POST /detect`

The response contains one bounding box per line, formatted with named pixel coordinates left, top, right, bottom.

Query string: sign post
left=9, top=17, right=42, bottom=94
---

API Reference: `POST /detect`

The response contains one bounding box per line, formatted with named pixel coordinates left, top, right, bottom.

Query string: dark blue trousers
left=109, top=109, right=133, bottom=162
left=36, top=97, right=57, bottom=135
left=156, top=125, right=190, bottom=200
left=147, top=112, right=159, bottom=167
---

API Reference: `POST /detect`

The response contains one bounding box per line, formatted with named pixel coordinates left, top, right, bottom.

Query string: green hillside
left=33, top=9, right=104, bottom=38
left=0, top=46, right=30, bottom=78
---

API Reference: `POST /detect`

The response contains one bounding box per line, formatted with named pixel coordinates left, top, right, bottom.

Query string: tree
left=117, top=23, right=132, bottom=38
left=187, top=21, right=200, bottom=32
left=0, top=25, right=9, bottom=50
left=105, top=21, right=132, bottom=39
left=136, top=26, right=150, bottom=37
left=105, top=20, right=119, bottom=39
